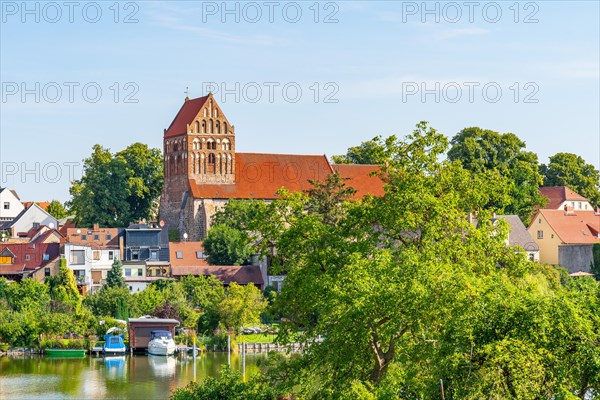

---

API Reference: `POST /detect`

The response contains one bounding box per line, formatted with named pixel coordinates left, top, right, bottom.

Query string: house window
left=106, top=234, right=112, bottom=240
left=71, top=250, right=85, bottom=265
left=108, top=251, right=114, bottom=260
left=25, top=255, right=30, bottom=261
left=150, top=251, right=158, bottom=260
left=176, top=251, right=183, bottom=259
left=196, top=251, right=204, bottom=259
left=44, top=268, right=50, bottom=277
left=129, top=286, right=133, bottom=291
left=43, top=253, right=49, bottom=261
left=537, top=230, right=543, bottom=239
left=94, top=234, right=100, bottom=241
left=578, top=202, right=582, bottom=209
left=125, top=268, right=131, bottom=277
left=93, top=251, right=101, bottom=260
left=528, top=253, right=535, bottom=262
left=137, top=268, right=143, bottom=276
left=538, top=219, right=541, bottom=224
left=132, top=250, right=139, bottom=260
left=81, top=235, right=87, bottom=241
left=3, top=202, right=9, bottom=210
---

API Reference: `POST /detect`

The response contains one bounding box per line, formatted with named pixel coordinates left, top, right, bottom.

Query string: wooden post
left=440, top=379, right=445, bottom=400
left=227, top=334, right=231, bottom=367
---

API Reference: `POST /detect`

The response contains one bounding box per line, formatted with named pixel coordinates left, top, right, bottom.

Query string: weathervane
left=184, top=86, right=189, bottom=100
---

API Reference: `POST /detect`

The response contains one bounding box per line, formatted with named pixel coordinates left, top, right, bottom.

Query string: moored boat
left=103, top=327, right=126, bottom=354
left=45, top=348, right=86, bottom=357
left=147, top=330, right=176, bottom=356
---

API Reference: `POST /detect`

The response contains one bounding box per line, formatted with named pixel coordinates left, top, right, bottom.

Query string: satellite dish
left=76, top=229, right=81, bottom=234
left=48, top=223, right=55, bottom=229
left=183, top=233, right=188, bottom=240
left=159, top=220, right=165, bottom=227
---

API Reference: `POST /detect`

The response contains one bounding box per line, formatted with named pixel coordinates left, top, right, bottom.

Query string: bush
left=170, top=368, right=280, bottom=400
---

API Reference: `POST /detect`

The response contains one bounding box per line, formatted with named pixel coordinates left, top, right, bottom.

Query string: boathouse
left=128, top=317, right=180, bottom=353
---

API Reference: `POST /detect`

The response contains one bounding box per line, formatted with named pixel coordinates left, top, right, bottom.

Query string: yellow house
left=528, top=209, right=600, bottom=272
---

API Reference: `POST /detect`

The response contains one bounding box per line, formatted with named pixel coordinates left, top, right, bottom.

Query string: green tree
left=540, top=152, right=600, bottom=207
left=106, top=259, right=127, bottom=289
left=83, top=286, right=133, bottom=319
left=257, top=123, right=600, bottom=399
left=332, top=135, right=393, bottom=165
left=219, top=283, right=267, bottom=332
left=117, top=143, right=164, bottom=222
left=47, top=259, right=81, bottom=311
left=204, top=224, right=253, bottom=266
left=67, top=143, right=163, bottom=227
left=46, top=200, right=68, bottom=220
left=447, top=127, right=545, bottom=222
left=170, top=368, right=280, bottom=400
left=180, top=275, right=225, bottom=333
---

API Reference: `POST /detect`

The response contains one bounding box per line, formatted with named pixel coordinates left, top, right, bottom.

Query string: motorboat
left=147, top=330, right=176, bottom=356
left=103, top=327, right=126, bottom=354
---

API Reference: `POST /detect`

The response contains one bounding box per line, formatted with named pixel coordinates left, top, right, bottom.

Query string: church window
left=209, top=120, right=214, bottom=133
left=204, top=109, right=207, bottom=117
left=214, top=109, right=218, bottom=118
left=216, top=121, right=220, bottom=134
left=195, top=121, right=199, bottom=133
left=223, top=122, right=227, bottom=134
left=202, top=120, right=206, bottom=133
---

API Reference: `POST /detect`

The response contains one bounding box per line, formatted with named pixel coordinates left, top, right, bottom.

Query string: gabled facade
left=1, top=203, right=58, bottom=238
left=496, top=215, right=540, bottom=262
left=539, top=186, right=594, bottom=211
left=528, top=209, right=600, bottom=272
left=0, top=242, right=60, bottom=281
left=0, top=188, right=25, bottom=223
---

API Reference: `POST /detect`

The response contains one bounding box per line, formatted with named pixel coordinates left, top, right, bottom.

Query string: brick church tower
left=160, top=93, right=236, bottom=236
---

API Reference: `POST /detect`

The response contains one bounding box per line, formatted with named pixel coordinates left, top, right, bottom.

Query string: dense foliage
left=240, top=122, right=599, bottom=399
left=46, top=200, right=68, bottom=220
left=0, top=274, right=267, bottom=350
left=540, top=152, right=600, bottom=207
left=67, top=143, right=162, bottom=227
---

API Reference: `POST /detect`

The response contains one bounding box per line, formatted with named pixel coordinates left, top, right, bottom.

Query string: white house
left=1, top=203, right=57, bottom=238
left=64, top=227, right=121, bottom=293
left=65, top=243, right=121, bottom=293
left=0, top=188, right=25, bottom=224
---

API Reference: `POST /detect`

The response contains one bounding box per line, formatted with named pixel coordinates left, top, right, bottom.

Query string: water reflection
left=0, top=353, right=266, bottom=400
left=148, top=355, right=177, bottom=378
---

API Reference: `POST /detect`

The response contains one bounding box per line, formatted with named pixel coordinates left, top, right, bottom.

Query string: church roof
left=164, top=96, right=209, bottom=138
left=332, top=164, right=386, bottom=199
left=188, top=153, right=385, bottom=200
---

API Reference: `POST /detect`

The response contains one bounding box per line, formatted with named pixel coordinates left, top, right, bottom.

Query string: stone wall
left=558, top=244, right=594, bottom=273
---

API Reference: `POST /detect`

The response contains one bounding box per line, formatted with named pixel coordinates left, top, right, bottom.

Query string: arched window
left=203, top=109, right=207, bottom=118
left=209, top=119, right=214, bottom=133
left=195, top=121, right=199, bottom=133
left=214, top=109, right=218, bottom=118
left=216, top=121, right=220, bottom=134
left=222, top=139, right=230, bottom=151
left=223, top=122, right=227, bottom=135
left=202, top=120, right=206, bottom=133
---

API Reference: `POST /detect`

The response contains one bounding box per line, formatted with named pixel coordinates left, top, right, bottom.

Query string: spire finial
left=184, top=86, right=190, bottom=101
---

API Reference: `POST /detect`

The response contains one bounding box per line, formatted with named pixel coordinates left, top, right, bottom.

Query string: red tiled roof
left=0, top=243, right=60, bottom=275
left=537, top=209, right=600, bottom=244
left=332, top=164, right=386, bottom=199
left=189, top=153, right=335, bottom=199
left=65, top=227, right=120, bottom=247
left=169, top=241, right=209, bottom=267
left=171, top=264, right=263, bottom=285
left=22, top=201, right=51, bottom=211
left=539, top=186, right=588, bottom=209
left=164, top=96, right=209, bottom=138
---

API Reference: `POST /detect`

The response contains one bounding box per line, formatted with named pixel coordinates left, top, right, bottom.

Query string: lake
left=0, top=352, right=266, bottom=399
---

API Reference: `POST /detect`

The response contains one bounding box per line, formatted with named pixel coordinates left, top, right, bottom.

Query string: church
left=159, top=94, right=385, bottom=240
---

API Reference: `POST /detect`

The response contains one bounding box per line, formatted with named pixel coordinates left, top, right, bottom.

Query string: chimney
left=93, top=223, right=99, bottom=231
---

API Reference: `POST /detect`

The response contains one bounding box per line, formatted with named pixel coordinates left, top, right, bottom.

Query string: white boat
left=147, top=330, right=176, bottom=356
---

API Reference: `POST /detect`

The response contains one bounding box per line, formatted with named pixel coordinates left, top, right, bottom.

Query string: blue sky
left=1, top=1, right=598, bottom=202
